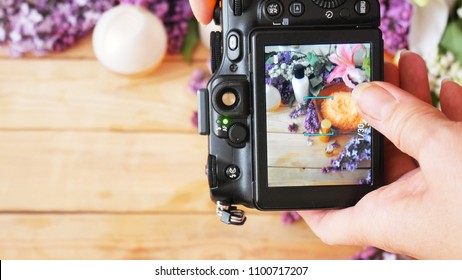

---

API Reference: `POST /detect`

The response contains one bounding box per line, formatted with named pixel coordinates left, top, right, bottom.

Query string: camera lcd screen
left=265, top=43, right=372, bottom=187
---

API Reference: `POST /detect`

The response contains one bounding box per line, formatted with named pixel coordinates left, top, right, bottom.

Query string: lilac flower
left=289, top=101, right=308, bottom=119
left=288, top=123, right=299, bottom=133
left=351, top=246, right=412, bottom=260
left=141, top=0, right=193, bottom=54
left=1, top=0, right=194, bottom=56
left=266, top=76, right=294, bottom=104
left=304, top=100, right=320, bottom=134
left=379, top=0, right=413, bottom=55
left=191, top=111, right=198, bottom=128
left=323, top=126, right=371, bottom=178
left=281, top=211, right=301, bottom=225
left=0, top=0, right=117, bottom=57
left=188, top=69, right=210, bottom=95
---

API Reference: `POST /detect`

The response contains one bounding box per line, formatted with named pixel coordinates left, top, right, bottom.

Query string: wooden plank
left=0, top=214, right=361, bottom=259
left=0, top=59, right=208, bottom=133
left=0, top=131, right=213, bottom=212
left=0, top=35, right=210, bottom=62
left=268, top=167, right=370, bottom=187
left=267, top=132, right=371, bottom=168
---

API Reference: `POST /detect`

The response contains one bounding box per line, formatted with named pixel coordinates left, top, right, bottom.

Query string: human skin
left=189, top=0, right=462, bottom=259
left=301, top=52, right=462, bottom=260
left=189, top=0, right=216, bottom=24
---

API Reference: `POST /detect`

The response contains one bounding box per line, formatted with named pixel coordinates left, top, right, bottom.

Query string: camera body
left=198, top=0, right=384, bottom=225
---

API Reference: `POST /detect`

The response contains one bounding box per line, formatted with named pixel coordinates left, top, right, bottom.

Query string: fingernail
left=352, top=83, right=398, bottom=121
left=442, top=77, right=453, bottom=85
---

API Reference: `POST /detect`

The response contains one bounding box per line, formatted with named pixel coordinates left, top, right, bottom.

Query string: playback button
left=225, top=165, right=240, bottom=180
left=289, top=2, right=304, bottom=17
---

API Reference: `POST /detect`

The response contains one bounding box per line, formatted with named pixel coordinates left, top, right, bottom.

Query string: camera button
left=289, top=2, right=304, bottom=17
left=228, top=123, right=248, bottom=145
left=227, top=31, right=241, bottom=61
left=229, top=34, right=238, bottom=51
left=225, top=165, right=241, bottom=180
left=340, top=8, right=350, bottom=19
left=266, top=1, right=282, bottom=17
left=355, top=0, right=370, bottom=15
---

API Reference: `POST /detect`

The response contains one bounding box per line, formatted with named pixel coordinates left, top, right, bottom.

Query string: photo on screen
left=265, top=43, right=372, bottom=187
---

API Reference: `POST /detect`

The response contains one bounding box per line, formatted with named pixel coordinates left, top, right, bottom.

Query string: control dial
left=210, top=31, right=223, bottom=74
left=311, top=0, right=346, bottom=9
left=232, top=0, right=243, bottom=16
left=228, top=123, right=247, bottom=145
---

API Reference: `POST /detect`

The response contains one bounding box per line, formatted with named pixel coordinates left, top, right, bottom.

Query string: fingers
left=382, top=61, right=418, bottom=183
left=300, top=169, right=426, bottom=255
left=384, top=61, right=399, bottom=86
left=189, top=0, right=216, bottom=24
left=352, top=81, right=449, bottom=161
left=398, top=51, right=432, bottom=104
left=440, top=79, right=462, bottom=121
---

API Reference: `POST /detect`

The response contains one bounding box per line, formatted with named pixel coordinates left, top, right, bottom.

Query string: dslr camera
left=198, top=0, right=384, bottom=225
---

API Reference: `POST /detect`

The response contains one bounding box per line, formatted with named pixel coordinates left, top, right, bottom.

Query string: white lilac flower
left=408, top=0, right=456, bottom=57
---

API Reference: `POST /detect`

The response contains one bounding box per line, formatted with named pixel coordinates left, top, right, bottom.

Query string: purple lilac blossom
left=191, top=111, right=198, bottom=128
left=379, top=0, right=413, bottom=55
left=143, top=0, right=193, bottom=54
left=304, top=100, right=320, bottom=134
left=188, top=69, right=210, bottom=95
left=0, top=0, right=117, bottom=57
left=288, top=123, right=299, bottom=133
left=289, top=101, right=308, bottom=119
left=0, top=0, right=193, bottom=56
left=322, top=126, right=371, bottom=174
left=281, top=211, right=301, bottom=225
left=265, top=51, right=295, bottom=104
left=266, top=76, right=294, bottom=104
left=351, top=246, right=412, bottom=260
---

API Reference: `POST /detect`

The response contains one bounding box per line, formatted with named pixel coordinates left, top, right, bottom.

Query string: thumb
left=190, top=0, right=216, bottom=24
left=352, top=82, right=450, bottom=162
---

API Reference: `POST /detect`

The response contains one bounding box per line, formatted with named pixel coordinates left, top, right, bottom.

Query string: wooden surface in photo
left=267, top=105, right=370, bottom=186
left=0, top=35, right=361, bottom=259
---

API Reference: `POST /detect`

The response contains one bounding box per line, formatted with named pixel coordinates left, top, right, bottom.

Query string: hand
left=189, top=0, right=216, bottom=24
left=300, top=51, right=462, bottom=259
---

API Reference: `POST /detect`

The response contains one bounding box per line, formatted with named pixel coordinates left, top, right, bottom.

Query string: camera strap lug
left=216, top=201, right=246, bottom=225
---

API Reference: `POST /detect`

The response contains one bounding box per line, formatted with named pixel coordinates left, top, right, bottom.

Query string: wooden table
left=0, top=35, right=360, bottom=259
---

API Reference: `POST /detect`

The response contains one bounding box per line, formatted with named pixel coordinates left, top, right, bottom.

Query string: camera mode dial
left=311, top=0, right=346, bottom=9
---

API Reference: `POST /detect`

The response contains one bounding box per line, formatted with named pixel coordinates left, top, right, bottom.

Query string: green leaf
left=181, top=19, right=199, bottom=63
left=440, top=19, right=462, bottom=63
left=306, top=52, right=320, bottom=65
left=309, top=75, right=323, bottom=88
left=288, top=95, right=296, bottom=107
left=309, top=83, right=323, bottom=97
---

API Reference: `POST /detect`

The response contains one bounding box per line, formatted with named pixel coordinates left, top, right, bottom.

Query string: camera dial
left=312, top=0, right=346, bottom=9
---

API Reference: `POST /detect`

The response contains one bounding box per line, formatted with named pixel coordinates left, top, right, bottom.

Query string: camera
left=198, top=0, right=384, bottom=225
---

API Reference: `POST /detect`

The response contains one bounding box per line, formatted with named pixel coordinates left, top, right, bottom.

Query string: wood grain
left=0, top=32, right=362, bottom=260
left=267, top=132, right=370, bottom=168
left=0, top=131, right=213, bottom=212
left=0, top=59, right=206, bottom=133
left=0, top=214, right=360, bottom=259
